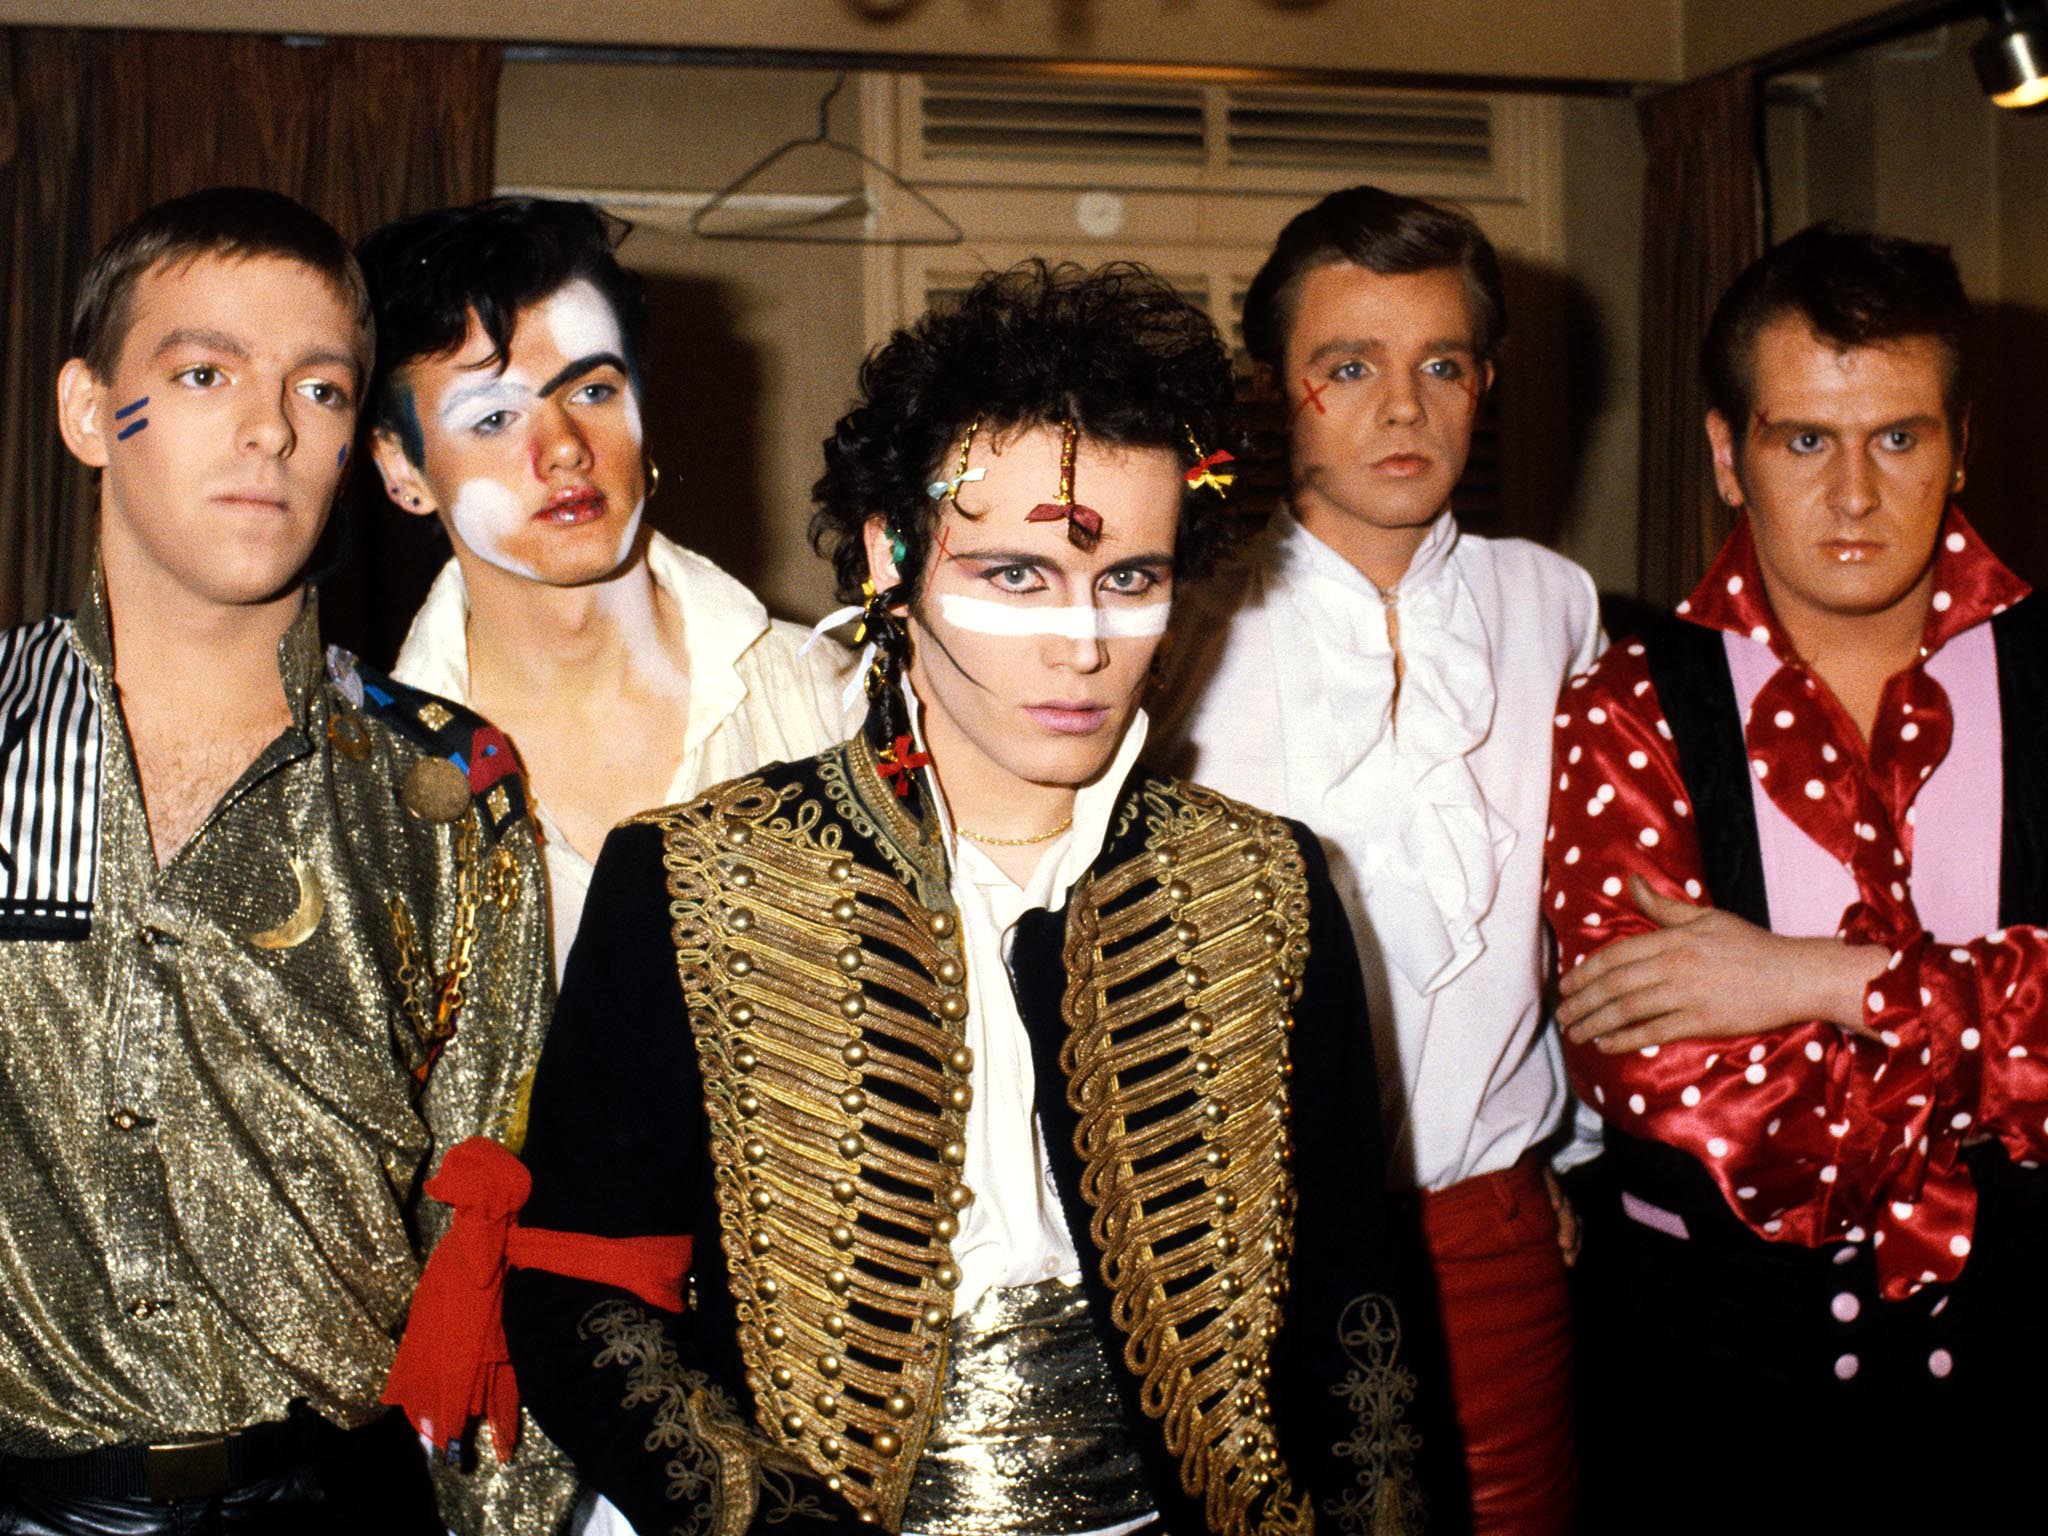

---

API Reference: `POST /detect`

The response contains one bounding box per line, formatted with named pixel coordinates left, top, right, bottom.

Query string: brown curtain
left=1635, top=66, right=1760, bottom=608
left=0, top=29, right=499, bottom=660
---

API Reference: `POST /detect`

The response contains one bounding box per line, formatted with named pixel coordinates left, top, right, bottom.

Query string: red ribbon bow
left=876, top=734, right=932, bottom=797
left=1184, top=450, right=1236, bottom=494
left=382, top=1138, right=692, bottom=1462
left=1025, top=501, right=1105, bottom=551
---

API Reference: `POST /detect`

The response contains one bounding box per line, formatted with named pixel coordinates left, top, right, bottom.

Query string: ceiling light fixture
left=1975, top=2, right=2048, bottom=108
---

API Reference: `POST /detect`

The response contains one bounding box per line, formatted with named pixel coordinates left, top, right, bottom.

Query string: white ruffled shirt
left=1158, top=513, right=1602, bottom=1191
left=900, top=693, right=1152, bottom=1318
left=391, top=532, right=856, bottom=979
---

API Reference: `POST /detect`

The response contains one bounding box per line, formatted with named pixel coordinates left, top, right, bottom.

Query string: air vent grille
left=918, top=78, right=1207, bottom=164
left=1226, top=90, right=1492, bottom=172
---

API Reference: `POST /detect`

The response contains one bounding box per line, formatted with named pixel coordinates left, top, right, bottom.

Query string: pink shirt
left=1725, top=622, right=2003, bottom=946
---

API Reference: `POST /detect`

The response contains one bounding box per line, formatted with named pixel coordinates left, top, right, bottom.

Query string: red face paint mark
left=1752, top=409, right=1772, bottom=437
left=934, top=523, right=954, bottom=562
left=1458, top=372, right=1481, bottom=409
left=1294, top=378, right=1330, bottom=418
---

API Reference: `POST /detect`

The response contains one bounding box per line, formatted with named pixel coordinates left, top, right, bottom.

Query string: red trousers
left=1415, top=1155, right=1577, bottom=1536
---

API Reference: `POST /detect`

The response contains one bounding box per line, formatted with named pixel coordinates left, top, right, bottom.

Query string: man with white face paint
left=492, top=261, right=1427, bottom=1536
left=360, top=198, right=855, bottom=981
left=358, top=199, right=853, bottom=1536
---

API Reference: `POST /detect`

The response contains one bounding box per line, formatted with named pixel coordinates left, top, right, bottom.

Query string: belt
left=1, top=1406, right=398, bottom=1504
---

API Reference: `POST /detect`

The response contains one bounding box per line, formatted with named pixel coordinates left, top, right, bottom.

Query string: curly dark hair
left=810, top=260, right=1249, bottom=606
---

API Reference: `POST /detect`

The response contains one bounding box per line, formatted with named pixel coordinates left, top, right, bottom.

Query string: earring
left=1951, top=467, right=1966, bottom=493
left=645, top=457, right=661, bottom=500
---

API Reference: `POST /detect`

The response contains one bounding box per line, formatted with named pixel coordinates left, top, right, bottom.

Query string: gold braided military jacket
left=505, top=725, right=1424, bottom=1536
left=0, top=584, right=551, bottom=1477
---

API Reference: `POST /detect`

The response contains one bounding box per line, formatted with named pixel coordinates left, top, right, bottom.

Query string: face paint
left=541, top=281, right=643, bottom=444
left=450, top=476, right=542, bottom=580
left=115, top=396, right=149, bottom=440
left=937, top=592, right=1171, bottom=640
left=337, top=443, right=348, bottom=467
left=1295, top=377, right=1330, bottom=418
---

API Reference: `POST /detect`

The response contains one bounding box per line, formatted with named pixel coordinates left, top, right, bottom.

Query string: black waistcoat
left=1606, top=596, right=2048, bottom=1266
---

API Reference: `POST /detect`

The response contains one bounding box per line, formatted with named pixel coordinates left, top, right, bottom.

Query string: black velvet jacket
left=505, top=724, right=1423, bottom=1536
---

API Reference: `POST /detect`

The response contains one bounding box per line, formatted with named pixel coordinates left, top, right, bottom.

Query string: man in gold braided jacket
left=503, top=262, right=1427, bottom=1536
left=0, top=189, right=551, bottom=1533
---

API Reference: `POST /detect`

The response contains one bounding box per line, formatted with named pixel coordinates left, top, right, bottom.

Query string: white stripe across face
left=935, top=593, right=1171, bottom=641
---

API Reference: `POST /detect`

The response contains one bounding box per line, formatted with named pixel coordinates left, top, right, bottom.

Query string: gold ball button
left=782, top=1412, right=805, bottom=1435
left=842, top=1040, right=869, bottom=1065
left=938, top=993, right=967, bottom=1021
left=819, top=1354, right=843, bottom=1378
left=936, top=957, right=965, bottom=985
left=825, top=1313, right=847, bottom=1336
left=940, top=1140, right=967, bottom=1167
left=765, top=1323, right=787, bottom=1345
left=827, top=1268, right=852, bottom=1293
left=830, top=1224, right=855, bottom=1249
left=838, top=1133, right=864, bottom=1158
left=837, top=946, right=863, bottom=973
left=948, top=1046, right=974, bottom=1073
left=832, top=897, right=858, bottom=922
left=729, top=909, right=755, bottom=933
left=948, top=1084, right=973, bottom=1111
left=840, top=1088, right=867, bottom=1114
left=744, top=1140, right=768, bottom=1164
left=828, top=858, right=853, bottom=881
left=873, top=1431, right=901, bottom=1458
left=729, top=953, right=755, bottom=977
left=771, top=1365, right=795, bottom=1388
left=885, top=1392, right=914, bottom=1418
left=928, top=912, right=956, bottom=938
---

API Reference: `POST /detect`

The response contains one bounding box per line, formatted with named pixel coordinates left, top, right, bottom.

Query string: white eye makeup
left=936, top=593, right=1171, bottom=641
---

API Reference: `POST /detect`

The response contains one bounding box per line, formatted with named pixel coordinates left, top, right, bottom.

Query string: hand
left=1541, top=1165, right=1581, bottom=1269
left=1557, top=876, right=1887, bottom=1053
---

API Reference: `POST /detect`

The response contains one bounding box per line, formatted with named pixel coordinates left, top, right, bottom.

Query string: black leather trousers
left=0, top=1410, right=439, bottom=1536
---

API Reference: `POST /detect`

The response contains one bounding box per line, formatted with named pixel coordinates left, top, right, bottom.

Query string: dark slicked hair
left=357, top=197, right=649, bottom=466
left=72, top=187, right=372, bottom=380
left=1241, top=184, right=1506, bottom=371
left=811, top=260, right=1246, bottom=605
left=1703, top=223, right=1973, bottom=439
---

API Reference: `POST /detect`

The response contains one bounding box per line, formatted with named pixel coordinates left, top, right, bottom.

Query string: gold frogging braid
left=642, top=736, right=977, bottom=1531
left=1058, top=785, right=1313, bottom=1536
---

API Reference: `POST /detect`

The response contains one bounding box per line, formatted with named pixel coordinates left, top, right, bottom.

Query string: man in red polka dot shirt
left=1546, top=224, right=2048, bottom=1530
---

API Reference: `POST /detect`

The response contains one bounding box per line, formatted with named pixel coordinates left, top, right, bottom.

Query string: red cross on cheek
left=1294, top=378, right=1330, bottom=419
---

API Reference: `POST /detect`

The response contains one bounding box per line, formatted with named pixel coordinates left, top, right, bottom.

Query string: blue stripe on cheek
left=113, top=396, right=148, bottom=420
left=115, top=418, right=148, bottom=441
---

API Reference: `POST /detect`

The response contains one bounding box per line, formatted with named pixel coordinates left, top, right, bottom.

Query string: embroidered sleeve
left=1545, top=644, right=1971, bottom=1299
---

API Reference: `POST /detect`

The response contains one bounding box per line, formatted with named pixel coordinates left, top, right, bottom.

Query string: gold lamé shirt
left=0, top=583, right=552, bottom=1456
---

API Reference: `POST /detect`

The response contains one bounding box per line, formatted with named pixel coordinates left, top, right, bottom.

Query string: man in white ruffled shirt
left=357, top=197, right=853, bottom=1535
left=1156, top=185, right=1600, bottom=1534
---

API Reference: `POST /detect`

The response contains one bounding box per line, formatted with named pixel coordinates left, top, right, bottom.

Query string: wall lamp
left=1975, top=2, right=2048, bottom=107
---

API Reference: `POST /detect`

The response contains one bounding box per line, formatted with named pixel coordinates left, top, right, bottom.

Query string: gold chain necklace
left=955, top=815, right=1074, bottom=847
